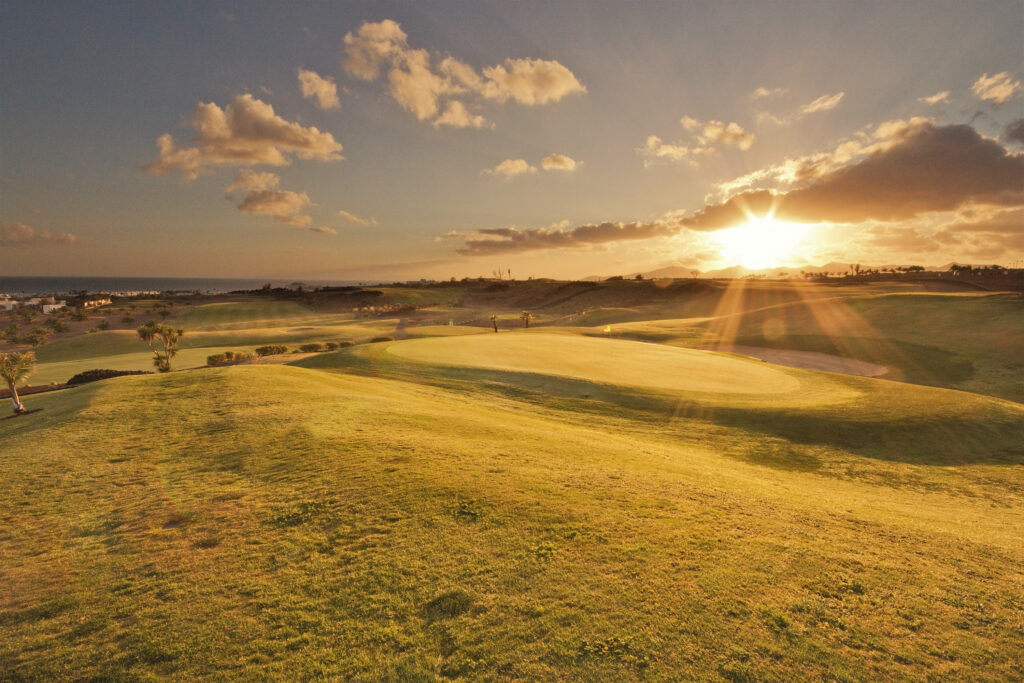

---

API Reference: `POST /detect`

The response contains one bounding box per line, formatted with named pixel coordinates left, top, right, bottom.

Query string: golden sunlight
left=713, top=218, right=814, bottom=269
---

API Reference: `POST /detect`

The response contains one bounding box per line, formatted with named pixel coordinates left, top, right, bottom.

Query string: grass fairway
left=3, top=348, right=1023, bottom=679
left=387, top=333, right=806, bottom=397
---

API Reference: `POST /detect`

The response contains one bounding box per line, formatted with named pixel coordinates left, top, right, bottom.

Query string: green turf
left=3, top=285, right=1022, bottom=680
left=2, top=361, right=1022, bottom=680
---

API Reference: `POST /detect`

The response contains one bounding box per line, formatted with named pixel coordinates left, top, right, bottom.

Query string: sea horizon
left=0, top=275, right=376, bottom=297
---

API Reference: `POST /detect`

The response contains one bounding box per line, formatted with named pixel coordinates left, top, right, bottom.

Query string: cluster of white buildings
left=0, top=295, right=69, bottom=314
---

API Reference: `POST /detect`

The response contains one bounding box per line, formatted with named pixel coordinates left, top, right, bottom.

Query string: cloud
left=799, top=92, right=845, bottom=114
left=641, top=116, right=753, bottom=166
left=697, top=119, right=755, bottom=150
left=225, top=170, right=280, bottom=192
left=226, top=180, right=313, bottom=227
left=144, top=94, right=343, bottom=180
left=683, top=122, right=1024, bottom=230
left=341, top=20, right=584, bottom=128
left=478, top=58, right=585, bottom=105
left=541, top=153, right=579, bottom=171
left=342, top=19, right=409, bottom=81
left=298, top=69, right=340, bottom=109
left=484, top=158, right=537, bottom=178
left=0, top=222, right=78, bottom=247
left=449, top=220, right=681, bottom=255
left=918, top=90, right=950, bottom=105
left=751, top=86, right=788, bottom=100
left=971, top=72, right=1021, bottom=105
left=337, top=209, right=377, bottom=226
left=1004, top=118, right=1024, bottom=145
left=936, top=207, right=1024, bottom=236
left=640, top=135, right=695, bottom=165
left=714, top=116, right=936, bottom=196
left=433, top=100, right=489, bottom=129
left=309, top=226, right=338, bottom=235
left=757, top=91, right=846, bottom=125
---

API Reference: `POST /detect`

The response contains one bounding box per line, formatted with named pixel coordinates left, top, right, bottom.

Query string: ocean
left=0, top=276, right=370, bottom=297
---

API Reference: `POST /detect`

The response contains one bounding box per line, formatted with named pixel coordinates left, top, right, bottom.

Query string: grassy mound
left=386, top=333, right=807, bottom=398
left=4, top=360, right=1021, bottom=679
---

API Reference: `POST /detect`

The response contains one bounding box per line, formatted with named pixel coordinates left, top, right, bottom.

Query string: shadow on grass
left=293, top=347, right=1023, bottom=468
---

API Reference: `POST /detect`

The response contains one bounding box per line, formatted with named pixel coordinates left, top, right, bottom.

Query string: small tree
left=0, top=351, right=35, bottom=414
left=490, top=314, right=499, bottom=332
left=137, top=321, right=184, bottom=373
left=520, top=311, right=532, bottom=328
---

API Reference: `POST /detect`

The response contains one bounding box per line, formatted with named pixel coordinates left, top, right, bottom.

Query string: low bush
left=66, top=369, right=153, bottom=386
left=299, top=343, right=325, bottom=353
left=254, top=344, right=288, bottom=357
left=324, top=341, right=340, bottom=350
left=206, top=351, right=255, bottom=367
left=369, top=336, right=394, bottom=343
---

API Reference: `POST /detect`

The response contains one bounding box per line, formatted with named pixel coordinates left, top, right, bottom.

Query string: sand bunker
left=387, top=333, right=802, bottom=395
left=701, top=345, right=889, bottom=378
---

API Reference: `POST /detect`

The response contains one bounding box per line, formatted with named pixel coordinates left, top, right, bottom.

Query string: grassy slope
left=3, top=336, right=1023, bottom=680
left=586, top=290, right=1023, bottom=402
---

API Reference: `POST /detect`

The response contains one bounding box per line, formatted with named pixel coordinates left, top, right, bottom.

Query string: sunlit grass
left=2, top=363, right=1022, bottom=679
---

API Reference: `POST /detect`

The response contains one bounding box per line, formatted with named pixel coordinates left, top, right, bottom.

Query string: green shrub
left=370, top=336, right=394, bottom=343
left=254, top=344, right=288, bottom=356
left=299, top=343, right=325, bottom=353
left=207, top=350, right=254, bottom=367
left=324, top=341, right=340, bottom=350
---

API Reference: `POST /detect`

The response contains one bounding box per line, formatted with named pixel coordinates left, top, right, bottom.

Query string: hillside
left=3, top=331, right=1023, bottom=679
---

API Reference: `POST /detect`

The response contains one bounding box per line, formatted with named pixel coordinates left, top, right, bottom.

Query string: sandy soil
left=700, top=345, right=890, bottom=378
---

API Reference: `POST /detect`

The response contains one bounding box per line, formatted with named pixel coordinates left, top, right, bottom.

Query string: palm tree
left=520, top=311, right=532, bottom=328
left=0, top=351, right=36, bottom=414
left=490, top=314, right=499, bottom=332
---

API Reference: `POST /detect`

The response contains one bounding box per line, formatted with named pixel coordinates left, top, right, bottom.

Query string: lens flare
left=714, top=218, right=813, bottom=269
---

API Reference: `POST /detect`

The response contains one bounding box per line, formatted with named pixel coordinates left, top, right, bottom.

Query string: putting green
left=387, top=332, right=804, bottom=396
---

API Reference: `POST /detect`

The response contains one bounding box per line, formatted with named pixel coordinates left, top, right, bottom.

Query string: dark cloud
left=454, top=221, right=680, bottom=255
left=684, top=122, right=1024, bottom=230
left=936, top=208, right=1024, bottom=235
left=1006, top=118, right=1024, bottom=145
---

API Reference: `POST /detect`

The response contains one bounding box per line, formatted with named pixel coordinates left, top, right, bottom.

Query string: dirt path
left=700, top=344, right=890, bottom=378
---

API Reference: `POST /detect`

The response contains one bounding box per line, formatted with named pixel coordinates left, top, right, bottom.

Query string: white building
left=42, top=301, right=66, bottom=314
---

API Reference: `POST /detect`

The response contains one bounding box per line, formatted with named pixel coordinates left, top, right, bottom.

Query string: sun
left=713, top=217, right=813, bottom=269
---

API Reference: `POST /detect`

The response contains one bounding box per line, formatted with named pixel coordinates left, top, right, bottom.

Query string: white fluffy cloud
left=0, top=222, right=78, bottom=247
left=342, top=19, right=583, bottom=128
left=484, top=159, right=537, bottom=178
left=541, top=153, right=579, bottom=171
left=641, top=116, right=753, bottom=166
left=337, top=209, right=378, bottom=226
left=144, top=94, right=343, bottom=179
left=298, top=69, right=340, bottom=109
left=971, top=72, right=1021, bottom=105
left=478, top=58, right=585, bottom=105
left=433, top=100, right=490, bottom=129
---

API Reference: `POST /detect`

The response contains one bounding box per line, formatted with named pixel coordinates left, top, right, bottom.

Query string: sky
left=1, top=0, right=1022, bottom=280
